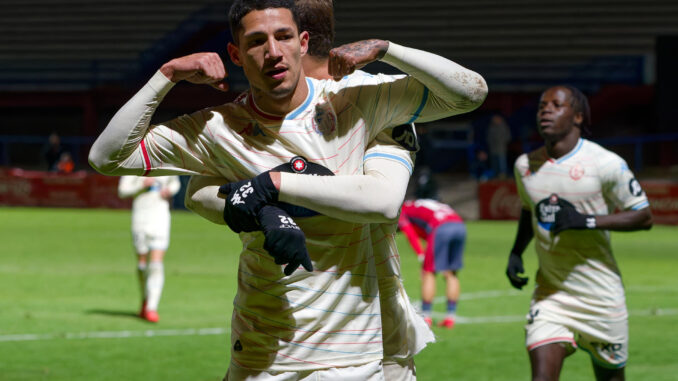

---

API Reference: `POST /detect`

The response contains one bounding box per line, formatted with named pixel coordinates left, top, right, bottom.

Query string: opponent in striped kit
left=506, top=86, right=653, bottom=381
left=89, top=0, right=487, bottom=378
left=118, top=175, right=181, bottom=322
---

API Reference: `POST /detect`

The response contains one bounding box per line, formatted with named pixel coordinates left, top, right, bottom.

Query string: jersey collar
left=553, top=138, right=584, bottom=164
left=246, top=77, right=315, bottom=122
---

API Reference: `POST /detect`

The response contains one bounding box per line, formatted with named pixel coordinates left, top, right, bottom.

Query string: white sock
left=145, top=261, right=164, bottom=311
left=137, top=263, right=147, bottom=300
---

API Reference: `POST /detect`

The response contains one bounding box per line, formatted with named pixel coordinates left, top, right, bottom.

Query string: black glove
left=506, top=253, right=528, bottom=290
left=219, top=172, right=279, bottom=233
left=552, top=198, right=595, bottom=235
left=258, top=205, right=313, bottom=276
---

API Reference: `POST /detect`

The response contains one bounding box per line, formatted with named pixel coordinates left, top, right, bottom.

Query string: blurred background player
left=398, top=198, right=466, bottom=329
left=505, top=85, right=652, bottom=381
left=118, top=175, right=181, bottom=323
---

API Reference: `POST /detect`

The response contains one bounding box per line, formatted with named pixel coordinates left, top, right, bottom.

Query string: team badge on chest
left=312, top=103, right=337, bottom=136
left=569, top=163, right=585, bottom=180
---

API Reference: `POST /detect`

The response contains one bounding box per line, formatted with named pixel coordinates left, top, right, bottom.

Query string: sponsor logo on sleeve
left=392, top=124, right=419, bottom=152
left=629, top=178, right=643, bottom=197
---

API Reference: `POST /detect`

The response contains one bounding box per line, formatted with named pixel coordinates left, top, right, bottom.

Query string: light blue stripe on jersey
left=363, top=152, right=413, bottom=174
left=407, top=87, right=429, bottom=123
left=243, top=279, right=381, bottom=317
left=631, top=201, right=650, bottom=210
left=235, top=304, right=379, bottom=336
left=555, top=138, right=584, bottom=164
left=241, top=270, right=378, bottom=298
left=285, top=341, right=383, bottom=356
left=286, top=77, right=315, bottom=120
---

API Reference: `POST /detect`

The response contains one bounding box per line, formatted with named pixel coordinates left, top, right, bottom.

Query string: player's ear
left=228, top=42, right=242, bottom=67
left=574, top=112, right=583, bottom=127
left=299, top=31, right=309, bottom=56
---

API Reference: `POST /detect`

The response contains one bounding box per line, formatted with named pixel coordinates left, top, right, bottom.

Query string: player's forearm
left=401, top=223, right=424, bottom=255
left=278, top=159, right=410, bottom=223
left=381, top=42, right=488, bottom=116
left=510, top=209, right=534, bottom=256
left=184, top=176, right=227, bottom=225
left=594, top=208, right=653, bottom=231
left=88, top=71, right=175, bottom=175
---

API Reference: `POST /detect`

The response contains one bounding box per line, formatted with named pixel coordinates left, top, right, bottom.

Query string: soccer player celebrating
left=398, top=198, right=466, bottom=329
left=184, top=0, right=434, bottom=379
left=117, top=175, right=181, bottom=322
left=505, top=85, right=652, bottom=381
left=89, top=0, right=487, bottom=378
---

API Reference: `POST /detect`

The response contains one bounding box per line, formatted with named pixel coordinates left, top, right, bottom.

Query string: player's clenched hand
left=159, top=52, right=229, bottom=91
left=552, top=199, right=596, bottom=235
left=506, top=253, right=528, bottom=290
left=328, top=39, right=389, bottom=81
left=218, top=172, right=279, bottom=233
left=258, top=205, right=313, bottom=276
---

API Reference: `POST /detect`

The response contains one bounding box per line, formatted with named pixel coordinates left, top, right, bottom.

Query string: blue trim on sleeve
left=631, top=201, right=650, bottom=210
left=407, top=87, right=429, bottom=124
left=286, top=77, right=315, bottom=120
left=363, top=152, right=413, bottom=174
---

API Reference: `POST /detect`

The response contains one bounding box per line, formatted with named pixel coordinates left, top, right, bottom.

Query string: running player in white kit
left=118, top=175, right=181, bottom=322
left=505, top=85, right=653, bottom=381
left=89, top=0, right=487, bottom=378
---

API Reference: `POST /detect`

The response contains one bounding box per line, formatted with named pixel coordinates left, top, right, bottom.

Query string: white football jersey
left=514, top=138, right=649, bottom=319
left=133, top=72, right=434, bottom=371
left=118, top=175, right=181, bottom=235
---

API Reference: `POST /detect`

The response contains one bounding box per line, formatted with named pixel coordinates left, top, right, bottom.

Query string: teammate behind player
left=89, top=0, right=487, bottom=378
left=118, top=175, right=181, bottom=322
left=398, top=198, right=466, bottom=329
left=505, top=85, right=652, bottom=381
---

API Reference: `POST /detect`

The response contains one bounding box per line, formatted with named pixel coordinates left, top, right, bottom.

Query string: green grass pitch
left=1, top=207, right=676, bottom=380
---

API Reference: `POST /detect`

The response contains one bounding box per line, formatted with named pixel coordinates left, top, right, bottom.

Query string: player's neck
left=303, top=56, right=332, bottom=80
left=251, top=73, right=310, bottom=117
left=545, top=131, right=581, bottom=159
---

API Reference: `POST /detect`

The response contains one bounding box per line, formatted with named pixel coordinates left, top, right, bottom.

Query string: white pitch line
left=0, top=327, right=228, bottom=343
left=429, top=308, right=678, bottom=323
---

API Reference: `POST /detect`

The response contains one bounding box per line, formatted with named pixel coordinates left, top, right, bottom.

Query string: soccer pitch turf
left=1, top=207, right=676, bottom=380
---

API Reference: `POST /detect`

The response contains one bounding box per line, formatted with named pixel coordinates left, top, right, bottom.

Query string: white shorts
left=525, top=298, right=628, bottom=368
left=224, top=359, right=384, bottom=381
left=131, top=229, right=169, bottom=254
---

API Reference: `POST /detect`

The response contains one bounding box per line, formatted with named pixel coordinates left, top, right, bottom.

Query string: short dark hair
left=296, top=0, right=334, bottom=58
left=551, top=85, right=592, bottom=136
left=228, top=0, right=301, bottom=44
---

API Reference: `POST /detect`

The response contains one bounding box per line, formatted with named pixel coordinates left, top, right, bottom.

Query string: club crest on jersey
left=392, top=123, right=419, bottom=152
left=569, top=163, right=585, bottom=180
left=290, top=156, right=308, bottom=173
left=312, top=104, right=337, bottom=136
left=535, top=193, right=572, bottom=231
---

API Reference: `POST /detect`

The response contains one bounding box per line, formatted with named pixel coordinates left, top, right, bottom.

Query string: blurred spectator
left=470, top=148, right=491, bottom=181
left=486, top=114, right=512, bottom=179
left=56, top=152, right=74, bottom=173
left=43, top=132, right=66, bottom=171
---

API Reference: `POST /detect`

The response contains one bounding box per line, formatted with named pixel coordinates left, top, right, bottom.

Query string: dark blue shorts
left=431, top=222, right=466, bottom=272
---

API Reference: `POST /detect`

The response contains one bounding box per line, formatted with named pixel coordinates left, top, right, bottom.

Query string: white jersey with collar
left=127, top=72, right=429, bottom=372
left=514, top=138, right=649, bottom=318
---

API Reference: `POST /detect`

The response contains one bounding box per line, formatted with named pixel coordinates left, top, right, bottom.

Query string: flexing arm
left=88, top=53, right=228, bottom=176
left=329, top=40, right=488, bottom=118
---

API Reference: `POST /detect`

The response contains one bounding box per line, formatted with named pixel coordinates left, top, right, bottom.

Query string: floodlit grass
left=1, top=208, right=676, bottom=380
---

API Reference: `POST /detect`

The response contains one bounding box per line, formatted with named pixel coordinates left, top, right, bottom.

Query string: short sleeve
left=599, top=154, right=650, bottom=211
